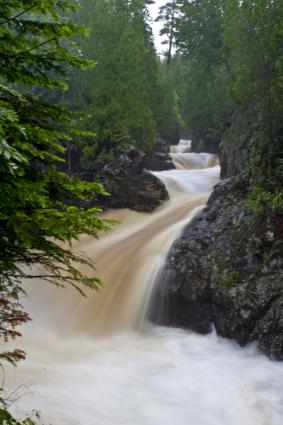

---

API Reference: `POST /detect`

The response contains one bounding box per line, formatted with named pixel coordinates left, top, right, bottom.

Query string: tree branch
left=0, top=4, right=38, bottom=26
left=11, top=274, right=64, bottom=279
left=0, top=37, right=58, bottom=60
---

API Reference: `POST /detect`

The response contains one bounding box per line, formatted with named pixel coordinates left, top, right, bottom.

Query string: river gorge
left=6, top=141, right=283, bottom=425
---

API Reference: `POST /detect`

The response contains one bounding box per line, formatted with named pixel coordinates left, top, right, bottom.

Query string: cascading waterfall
left=170, top=139, right=192, bottom=154
left=6, top=141, right=283, bottom=425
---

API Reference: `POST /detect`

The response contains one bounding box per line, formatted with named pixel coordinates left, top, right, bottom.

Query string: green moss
left=220, top=269, right=241, bottom=289
left=211, top=256, right=241, bottom=289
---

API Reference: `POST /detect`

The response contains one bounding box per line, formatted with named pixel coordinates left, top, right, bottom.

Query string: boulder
left=144, top=138, right=175, bottom=171
left=144, top=152, right=175, bottom=171
left=99, top=148, right=169, bottom=212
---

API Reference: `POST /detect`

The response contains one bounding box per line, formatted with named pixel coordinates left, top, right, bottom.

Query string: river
left=6, top=140, right=283, bottom=424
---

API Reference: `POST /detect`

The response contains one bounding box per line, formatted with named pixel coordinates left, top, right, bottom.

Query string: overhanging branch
left=0, top=37, right=58, bottom=60
left=0, top=3, right=38, bottom=26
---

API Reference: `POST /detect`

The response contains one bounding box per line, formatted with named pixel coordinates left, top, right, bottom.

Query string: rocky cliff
left=153, top=114, right=283, bottom=359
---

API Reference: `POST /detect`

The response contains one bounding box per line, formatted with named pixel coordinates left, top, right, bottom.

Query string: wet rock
left=219, top=106, right=262, bottom=178
left=191, top=136, right=220, bottom=154
left=144, top=152, right=175, bottom=171
left=153, top=175, right=283, bottom=359
left=154, top=138, right=172, bottom=154
left=144, top=138, right=175, bottom=171
left=98, top=148, right=169, bottom=212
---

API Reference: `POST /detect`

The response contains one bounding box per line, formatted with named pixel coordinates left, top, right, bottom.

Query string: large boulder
left=144, top=152, right=175, bottom=171
left=152, top=175, right=283, bottom=359
left=144, top=138, right=175, bottom=171
left=99, top=148, right=169, bottom=212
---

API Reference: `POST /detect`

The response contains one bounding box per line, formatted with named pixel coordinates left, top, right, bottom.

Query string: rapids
left=5, top=141, right=283, bottom=425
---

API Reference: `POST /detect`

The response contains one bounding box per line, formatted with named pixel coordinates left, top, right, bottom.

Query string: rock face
left=191, top=136, right=220, bottom=154
left=99, top=148, right=169, bottom=212
left=153, top=175, right=283, bottom=359
left=219, top=107, right=260, bottom=178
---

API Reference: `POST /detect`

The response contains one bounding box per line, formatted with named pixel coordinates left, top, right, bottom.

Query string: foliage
left=157, top=0, right=283, bottom=208
left=172, top=0, right=232, bottom=141
left=64, top=0, right=162, bottom=168
left=157, top=56, right=185, bottom=143
left=0, top=0, right=111, bottom=370
left=245, top=187, right=283, bottom=215
left=0, top=409, right=38, bottom=425
left=155, top=0, right=178, bottom=65
left=0, top=388, right=41, bottom=424
left=225, top=0, right=283, bottom=209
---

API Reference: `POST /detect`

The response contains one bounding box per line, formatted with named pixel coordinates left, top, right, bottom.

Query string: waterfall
left=6, top=141, right=283, bottom=425
left=15, top=146, right=219, bottom=336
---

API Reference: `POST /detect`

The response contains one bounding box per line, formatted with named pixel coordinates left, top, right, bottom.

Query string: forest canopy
left=157, top=0, right=283, bottom=211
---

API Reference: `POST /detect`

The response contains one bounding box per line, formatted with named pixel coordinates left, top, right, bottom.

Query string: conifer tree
left=156, top=0, right=178, bottom=65
left=66, top=0, right=162, bottom=168
left=0, top=0, right=110, bottom=370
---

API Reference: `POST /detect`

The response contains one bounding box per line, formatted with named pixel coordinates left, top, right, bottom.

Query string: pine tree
left=66, top=0, right=162, bottom=168
left=171, top=0, right=232, bottom=142
left=156, top=0, right=178, bottom=65
left=0, top=0, right=110, bottom=369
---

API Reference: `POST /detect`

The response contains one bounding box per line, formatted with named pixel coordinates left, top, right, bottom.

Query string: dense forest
left=0, top=0, right=282, bottom=422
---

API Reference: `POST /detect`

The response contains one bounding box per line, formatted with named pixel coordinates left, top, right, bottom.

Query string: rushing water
left=6, top=141, right=283, bottom=424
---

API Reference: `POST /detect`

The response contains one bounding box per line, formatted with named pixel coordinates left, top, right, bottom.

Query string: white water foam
left=7, top=328, right=283, bottom=425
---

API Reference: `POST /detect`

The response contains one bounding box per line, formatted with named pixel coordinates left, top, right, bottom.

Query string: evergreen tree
left=167, top=0, right=283, bottom=208
left=174, top=0, right=231, bottom=142
left=0, top=0, right=110, bottom=371
left=156, top=0, right=178, bottom=65
left=66, top=0, right=162, bottom=168
left=157, top=56, right=185, bottom=143
left=223, top=0, right=283, bottom=209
